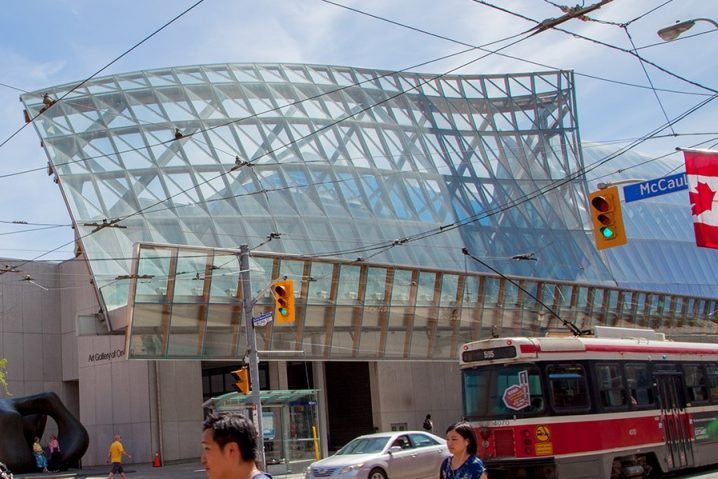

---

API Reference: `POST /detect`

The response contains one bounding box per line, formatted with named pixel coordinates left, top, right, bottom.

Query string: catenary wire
left=0, top=0, right=206, bottom=152
left=471, top=0, right=718, bottom=95
left=4, top=4, right=716, bottom=270
left=2, top=31, right=541, bottom=270
left=2, top=5, right=710, bottom=184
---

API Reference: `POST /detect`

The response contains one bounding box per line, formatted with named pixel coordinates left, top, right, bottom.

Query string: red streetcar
left=459, top=326, right=718, bottom=479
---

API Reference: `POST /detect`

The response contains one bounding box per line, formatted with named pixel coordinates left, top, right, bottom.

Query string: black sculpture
left=0, top=392, right=89, bottom=473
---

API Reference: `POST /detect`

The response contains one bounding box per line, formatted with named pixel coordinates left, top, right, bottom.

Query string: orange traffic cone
left=153, top=452, right=162, bottom=467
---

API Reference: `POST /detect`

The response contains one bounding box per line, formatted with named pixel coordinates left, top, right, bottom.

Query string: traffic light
left=588, top=186, right=627, bottom=250
left=272, top=279, right=295, bottom=324
left=231, top=367, right=250, bottom=395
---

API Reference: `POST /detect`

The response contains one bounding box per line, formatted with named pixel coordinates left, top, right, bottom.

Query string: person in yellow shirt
left=106, top=434, right=131, bottom=479
left=32, top=437, right=49, bottom=473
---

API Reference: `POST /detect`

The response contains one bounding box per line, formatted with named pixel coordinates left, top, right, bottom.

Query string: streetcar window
left=706, top=365, right=718, bottom=401
left=625, top=363, right=654, bottom=407
left=595, top=363, right=626, bottom=409
left=684, top=364, right=708, bottom=403
left=547, top=363, right=590, bottom=412
left=462, top=364, right=544, bottom=419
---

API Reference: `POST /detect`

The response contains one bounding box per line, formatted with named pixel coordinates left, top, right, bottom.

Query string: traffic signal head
left=230, top=367, right=250, bottom=395
left=272, top=279, right=295, bottom=324
left=588, top=186, right=627, bottom=250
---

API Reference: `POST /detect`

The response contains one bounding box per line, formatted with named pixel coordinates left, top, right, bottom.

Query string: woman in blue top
left=440, top=422, right=487, bottom=479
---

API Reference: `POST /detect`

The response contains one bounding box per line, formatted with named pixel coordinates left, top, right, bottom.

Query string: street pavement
left=13, top=460, right=306, bottom=479
left=13, top=461, right=718, bottom=479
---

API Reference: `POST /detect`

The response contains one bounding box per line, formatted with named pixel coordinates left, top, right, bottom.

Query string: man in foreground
left=201, top=412, right=272, bottom=479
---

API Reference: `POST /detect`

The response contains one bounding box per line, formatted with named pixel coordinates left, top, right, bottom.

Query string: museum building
left=2, top=63, right=718, bottom=470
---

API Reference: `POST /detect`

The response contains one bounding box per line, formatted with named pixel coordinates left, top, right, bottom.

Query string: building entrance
left=325, top=362, right=373, bottom=451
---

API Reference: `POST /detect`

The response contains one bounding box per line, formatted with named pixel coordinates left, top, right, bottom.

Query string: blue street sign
left=622, top=172, right=688, bottom=203
left=252, top=311, right=273, bottom=327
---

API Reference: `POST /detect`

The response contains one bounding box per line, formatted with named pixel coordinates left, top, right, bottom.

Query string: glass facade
left=19, top=63, right=718, bottom=360
left=21, top=63, right=608, bottom=316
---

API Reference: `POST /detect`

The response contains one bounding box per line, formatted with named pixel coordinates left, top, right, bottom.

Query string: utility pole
left=239, top=244, right=265, bottom=468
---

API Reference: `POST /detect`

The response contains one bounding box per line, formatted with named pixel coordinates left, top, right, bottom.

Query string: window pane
left=596, top=363, right=626, bottom=408
left=547, top=363, right=590, bottom=411
left=625, top=363, right=654, bottom=406
left=684, top=365, right=708, bottom=402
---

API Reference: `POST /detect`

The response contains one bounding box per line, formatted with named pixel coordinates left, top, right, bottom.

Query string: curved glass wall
left=20, top=64, right=605, bottom=314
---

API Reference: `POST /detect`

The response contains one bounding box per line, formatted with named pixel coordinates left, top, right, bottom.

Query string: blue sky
left=0, top=0, right=716, bottom=260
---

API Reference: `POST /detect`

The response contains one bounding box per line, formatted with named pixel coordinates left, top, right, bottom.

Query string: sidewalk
left=13, top=460, right=305, bottom=479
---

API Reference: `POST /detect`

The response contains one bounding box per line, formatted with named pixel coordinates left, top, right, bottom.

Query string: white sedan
left=305, top=431, right=449, bottom=479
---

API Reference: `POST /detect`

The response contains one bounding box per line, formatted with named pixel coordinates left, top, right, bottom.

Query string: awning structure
left=124, top=243, right=718, bottom=362
left=209, top=389, right=319, bottom=409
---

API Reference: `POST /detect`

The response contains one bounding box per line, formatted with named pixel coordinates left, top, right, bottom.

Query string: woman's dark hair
left=203, top=412, right=258, bottom=461
left=445, top=421, right=478, bottom=456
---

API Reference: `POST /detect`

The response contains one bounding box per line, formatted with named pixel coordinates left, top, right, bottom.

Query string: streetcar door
left=654, top=373, right=694, bottom=470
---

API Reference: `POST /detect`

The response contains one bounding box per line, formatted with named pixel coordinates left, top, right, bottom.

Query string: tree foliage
left=0, top=358, right=9, bottom=395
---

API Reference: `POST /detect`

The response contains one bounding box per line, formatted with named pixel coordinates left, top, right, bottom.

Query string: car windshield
left=336, top=436, right=390, bottom=455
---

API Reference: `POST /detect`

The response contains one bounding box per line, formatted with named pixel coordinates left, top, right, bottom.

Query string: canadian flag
left=684, top=149, right=718, bottom=250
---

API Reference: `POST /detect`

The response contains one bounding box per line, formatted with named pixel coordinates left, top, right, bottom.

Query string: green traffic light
left=279, top=307, right=288, bottom=316
left=600, top=226, right=615, bottom=239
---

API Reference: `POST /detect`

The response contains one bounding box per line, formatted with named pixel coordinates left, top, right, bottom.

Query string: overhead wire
left=0, top=0, right=206, bottom=152
left=3, top=2, right=714, bottom=277
left=621, top=0, right=674, bottom=27
left=622, top=26, right=676, bottom=135
left=319, top=0, right=710, bottom=97
left=0, top=81, right=28, bottom=94
left=72, top=34, right=542, bottom=225
left=307, top=90, right=717, bottom=259
left=2, top=28, right=542, bottom=270
left=16, top=76, right=717, bottom=267
left=471, top=0, right=718, bottom=95
left=0, top=43, right=511, bottom=181
left=0, top=3, right=709, bottom=186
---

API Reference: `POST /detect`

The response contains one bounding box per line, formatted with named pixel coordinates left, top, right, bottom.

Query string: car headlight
left=339, top=464, right=364, bottom=474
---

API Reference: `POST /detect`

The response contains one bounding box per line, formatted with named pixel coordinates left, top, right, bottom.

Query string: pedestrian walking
left=31, top=437, right=49, bottom=473
left=106, top=434, right=131, bottom=479
left=422, top=414, right=433, bottom=432
left=440, top=422, right=487, bottom=479
left=201, top=411, right=272, bottom=479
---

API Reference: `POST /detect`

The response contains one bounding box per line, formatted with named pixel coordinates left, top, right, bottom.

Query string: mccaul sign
left=623, top=172, right=687, bottom=203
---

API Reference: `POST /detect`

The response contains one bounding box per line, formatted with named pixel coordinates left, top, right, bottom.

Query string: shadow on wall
left=0, top=392, right=89, bottom=473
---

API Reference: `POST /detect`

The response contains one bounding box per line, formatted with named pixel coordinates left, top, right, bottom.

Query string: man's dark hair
left=203, top=412, right=258, bottom=462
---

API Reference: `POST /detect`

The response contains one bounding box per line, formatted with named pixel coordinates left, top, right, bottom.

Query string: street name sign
left=252, top=311, right=273, bottom=327
left=622, top=172, right=687, bottom=203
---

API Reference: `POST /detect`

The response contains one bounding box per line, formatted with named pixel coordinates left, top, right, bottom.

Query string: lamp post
left=657, top=18, right=718, bottom=42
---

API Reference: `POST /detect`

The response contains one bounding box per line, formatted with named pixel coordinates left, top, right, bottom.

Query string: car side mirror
left=389, top=446, right=402, bottom=454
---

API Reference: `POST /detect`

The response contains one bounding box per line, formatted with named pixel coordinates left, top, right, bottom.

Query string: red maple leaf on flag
left=689, top=181, right=716, bottom=215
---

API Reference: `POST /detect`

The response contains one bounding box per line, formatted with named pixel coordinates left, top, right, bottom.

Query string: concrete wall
left=370, top=361, right=462, bottom=435
left=156, top=360, right=204, bottom=461
left=0, top=260, right=63, bottom=399
left=77, top=335, right=150, bottom=465
left=58, top=257, right=100, bottom=382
